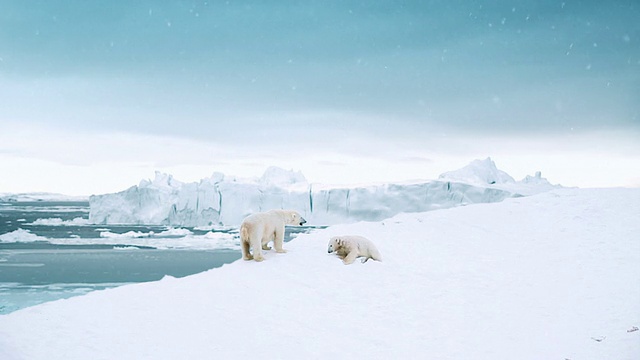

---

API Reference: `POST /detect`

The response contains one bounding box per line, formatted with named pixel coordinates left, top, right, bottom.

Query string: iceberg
left=88, top=158, right=559, bottom=226
left=438, top=157, right=515, bottom=185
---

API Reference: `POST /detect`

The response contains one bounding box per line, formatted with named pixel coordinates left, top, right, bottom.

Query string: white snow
left=89, top=158, right=560, bottom=226
left=0, top=187, right=638, bottom=359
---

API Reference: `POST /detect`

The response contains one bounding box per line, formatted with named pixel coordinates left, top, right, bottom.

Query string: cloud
left=1, top=1, right=639, bottom=194
left=1, top=1, right=638, bottom=142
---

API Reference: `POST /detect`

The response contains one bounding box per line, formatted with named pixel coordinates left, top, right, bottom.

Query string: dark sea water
left=0, top=201, right=317, bottom=314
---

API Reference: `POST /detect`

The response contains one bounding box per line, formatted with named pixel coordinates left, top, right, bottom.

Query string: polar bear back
left=349, top=235, right=382, bottom=261
left=329, top=235, right=382, bottom=263
left=242, top=210, right=302, bottom=232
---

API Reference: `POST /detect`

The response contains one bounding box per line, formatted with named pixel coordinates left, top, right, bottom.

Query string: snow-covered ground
left=0, top=187, right=638, bottom=359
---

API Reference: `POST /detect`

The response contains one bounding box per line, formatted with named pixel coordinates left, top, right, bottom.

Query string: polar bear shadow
left=327, top=235, right=382, bottom=265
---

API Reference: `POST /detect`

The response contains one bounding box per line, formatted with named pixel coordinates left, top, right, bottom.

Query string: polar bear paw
left=253, top=254, right=265, bottom=262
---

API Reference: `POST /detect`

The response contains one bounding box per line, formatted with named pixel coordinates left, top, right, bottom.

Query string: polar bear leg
left=250, top=232, right=264, bottom=262
left=241, top=240, right=253, bottom=260
left=253, top=250, right=264, bottom=262
left=261, top=232, right=273, bottom=250
left=274, top=227, right=287, bottom=253
left=240, top=225, right=253, bottom=260
left=343, top=250, right=358, bottom=265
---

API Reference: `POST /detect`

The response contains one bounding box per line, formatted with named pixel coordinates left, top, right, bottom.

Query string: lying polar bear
left=240, top=209, right=306, bottom=262
left=328, top=235, right=382, bottom=265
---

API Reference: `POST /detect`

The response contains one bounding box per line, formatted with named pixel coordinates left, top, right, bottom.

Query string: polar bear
left=240, top=209, right=306, bottom=262
left=328, top=235, right=382, bottom=265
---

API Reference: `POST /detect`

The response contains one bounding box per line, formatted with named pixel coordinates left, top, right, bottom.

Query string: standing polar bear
left=328, top=235, right=382, bottom=265
left=240, top=209, right=306, bottom=262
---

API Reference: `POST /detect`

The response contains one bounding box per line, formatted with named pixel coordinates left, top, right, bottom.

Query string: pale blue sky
left=1, top=1, right=639, bottom=194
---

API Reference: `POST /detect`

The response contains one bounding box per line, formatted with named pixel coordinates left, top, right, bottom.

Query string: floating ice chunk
left=30, top=217, right=89, bottom=226
left=99, top=231, right=153, bottom=239
left=0, top=229, right=48, bottom=243
left=156, top=228, right=193, bottom=237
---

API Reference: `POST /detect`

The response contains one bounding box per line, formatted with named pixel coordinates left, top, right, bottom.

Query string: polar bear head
left=284, top=210, right=307, bottom=226
left=327, top=236, right=344, bottom=253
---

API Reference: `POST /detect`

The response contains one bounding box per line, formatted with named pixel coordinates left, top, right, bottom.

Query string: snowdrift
left=1, top=188, right=638, bottom=359
left=89, top=158, right=559, bottom=226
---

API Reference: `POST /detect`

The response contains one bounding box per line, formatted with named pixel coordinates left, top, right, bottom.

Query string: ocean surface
left=0, top=201, right=318, bottom=314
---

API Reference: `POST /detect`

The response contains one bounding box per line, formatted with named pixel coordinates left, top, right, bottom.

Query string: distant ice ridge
left=0, top=192, right=89, bottom=202
left=438, top=158, right=557, bottom=196
left=89, top=158, right=560, bottom=226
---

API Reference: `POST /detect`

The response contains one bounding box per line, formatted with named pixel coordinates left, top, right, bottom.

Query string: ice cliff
left=89, top=158, right=559, bottom=226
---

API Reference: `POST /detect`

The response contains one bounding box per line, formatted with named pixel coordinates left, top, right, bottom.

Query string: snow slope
left=89, top=158, right=559, bottom=226
left=1, top=188, right=638, bottom=360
